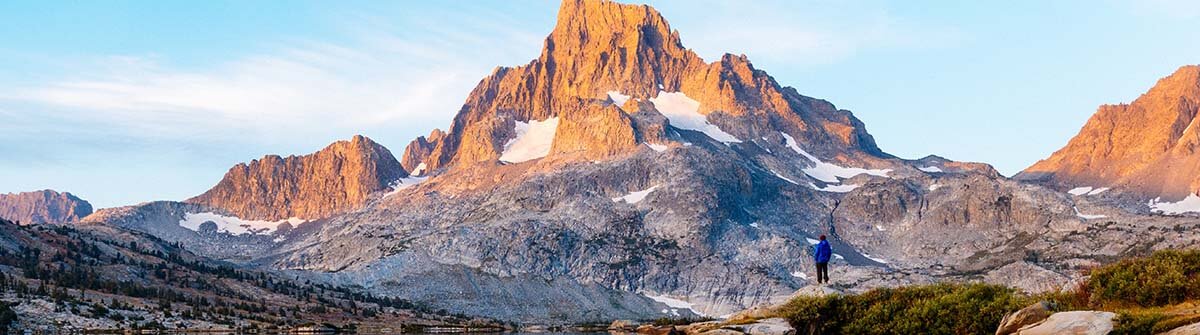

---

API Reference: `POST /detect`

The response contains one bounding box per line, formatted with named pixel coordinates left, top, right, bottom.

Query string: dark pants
left=815, top=262, right=829, bottom=284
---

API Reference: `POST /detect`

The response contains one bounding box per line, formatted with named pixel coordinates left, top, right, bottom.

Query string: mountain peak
left=1020, top=64, right=1200, bottom=199
left=0, top=189, right=93, bottom=224
left=550, top=0, right=682, bottom=54
left=187, top=135, right=404, bottom=220
left=405, top=0, right=886, bottom=172
left=1138, top=65, right=1200, bottom=106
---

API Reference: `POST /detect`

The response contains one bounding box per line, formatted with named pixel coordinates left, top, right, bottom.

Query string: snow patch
left=499, top=117, right=559, bottom=163
left=1067, top=187, right=1093, bottom=196
left=791, top=271, right=808, bottom=279
left=780, top=132, right=890, bottom=183
left=1087, top=187, right=1110, bottom=195
left=650, top=91, right=741, bottom=143
left=812, top=182, right=860, bottom=193
left=875, top=225, right=886, bottom=231
left=179, top=212, right=303, bottom=236
left=862, top=253, right=889, bottom=264
left=771, top=170, right=800, bottom=185
left=833, top=254, right=845, bottom=260
left=1148, top=194, right=1200, bottom=214
left=749, top=222, right=760, bottom=229
left=613, top=185, right=660, bottom=204
left=918, top=166, right=943, bottom=173
left=929, top=184, right=942, bottom=191
left=411, top=162, right=427, bottom=176
left=647, top=143, right=669, bottom=152
left=607, top=91, right=631, bottom=107
left=385, top=176, right=428, bottom=197
left=644, top=294, right=702, bottom=316
left=806, top=238, right=820, bottom=245
left=1073, top=207, right=1107, bottom=220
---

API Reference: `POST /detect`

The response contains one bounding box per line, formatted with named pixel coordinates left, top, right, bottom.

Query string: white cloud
left=0, top=6, right=547, bottom=207
left=7, top=12, right=543, bottom=147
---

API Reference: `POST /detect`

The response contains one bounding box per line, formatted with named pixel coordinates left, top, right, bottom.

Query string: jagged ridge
left=187, top=135, right=405, bottom=221
left=404, top=0, right=888, bottom=174
left=1020, top=65, right=1200, bottom=199
left=0, top=189, right=92, bottom=224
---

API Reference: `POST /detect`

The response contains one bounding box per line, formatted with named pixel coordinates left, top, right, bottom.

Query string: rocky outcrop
left=996, top=301, right=1055, bottom=335
left=187, top=135, right=405, bottom=221
left=1012, top=311, right=1115, bottom=335
left=82, top=201, right=280, bottom=262
left=830, top=174, right=1076, bottom=269
left=0, top=189, right=92, bottom=224
left=1163, top=321, right=1200, bottom=335
left=1019, top=65, right=1200, bottom=200
left=401, top=129, right=444, bottom=175
left=721, top=318, right=795, bottom=335
left=913, top=155, right=1001, bottom=177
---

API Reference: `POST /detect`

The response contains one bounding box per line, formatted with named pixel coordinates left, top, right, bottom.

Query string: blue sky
left=1, top=0, right=1198, bottom=208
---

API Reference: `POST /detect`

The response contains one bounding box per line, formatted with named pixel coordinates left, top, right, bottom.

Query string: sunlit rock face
left=188, top=135, right=405, bottom=221
left=407, top=0, right=888, bottom=174
left=0, top=189, right=92, bottom=224
left=1020, top=65, right=1200, bottom=202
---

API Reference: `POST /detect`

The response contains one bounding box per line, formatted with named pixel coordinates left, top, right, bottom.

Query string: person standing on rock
left=813, top=235, right=833, bottom=284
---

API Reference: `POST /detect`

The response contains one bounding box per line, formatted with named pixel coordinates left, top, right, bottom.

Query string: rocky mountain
left=248, top=0, right=1200, bottom=323
left=68, top=0, right=1200, bottom=326
left=0, top=190, right=92, bottom=224
left=1019, top=65, right=1200, bottom=205
left=405, top=0, right=889, bottom=173
left=187, top=135, right=406, bottom=221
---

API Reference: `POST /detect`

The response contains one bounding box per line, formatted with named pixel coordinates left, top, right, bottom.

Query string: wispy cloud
left=6, top=9, right=544, bottom=150
left=0, top=4, right=547, bottom=207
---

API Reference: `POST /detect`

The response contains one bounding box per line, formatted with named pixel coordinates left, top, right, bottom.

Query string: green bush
left=1110, top=311, right=1167, bottom=335
left=774, top=283, right=1028, bottom=335
left=1088, top=249, right=1200, bottom=307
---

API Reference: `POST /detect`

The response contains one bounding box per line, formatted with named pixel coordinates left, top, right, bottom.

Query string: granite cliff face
left=0, top=189, right=93, bottom=224
left=400, top=129, right=444, bottom=175
left=187, top=135, right=405, bottom=221
left=1019, top=65, right=1200, bottom=200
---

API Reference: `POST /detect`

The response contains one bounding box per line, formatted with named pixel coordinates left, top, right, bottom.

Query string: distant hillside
left=0, top=189, right=92, bottom=224
left=0, top=218, right=487, bottom=330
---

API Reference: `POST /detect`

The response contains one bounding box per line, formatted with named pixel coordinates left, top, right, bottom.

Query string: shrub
left=1109, top=310, right=1200, bottom=335
left=1110, top=311, right=1167, bottom=335
left=1088, top=249, right=1200, bottom=307
left=774, top=283, right=1028, bottom=335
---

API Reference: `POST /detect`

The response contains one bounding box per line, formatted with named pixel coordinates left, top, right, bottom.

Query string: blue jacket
left=813, top=240, right=832, bottom=263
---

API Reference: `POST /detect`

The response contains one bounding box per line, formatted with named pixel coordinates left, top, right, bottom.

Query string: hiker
left=813, top=235, right=832, bottom=284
